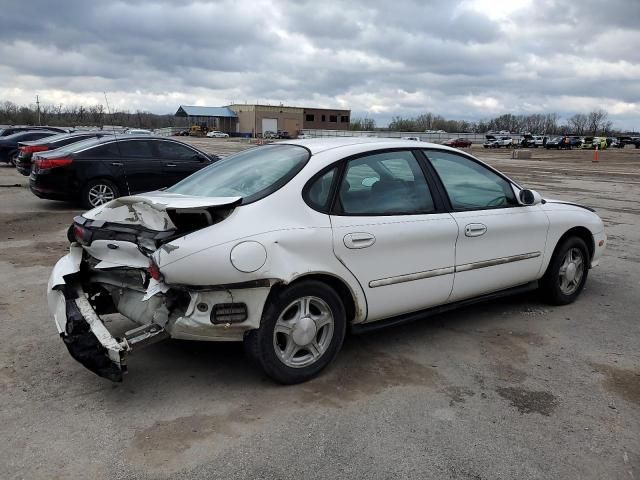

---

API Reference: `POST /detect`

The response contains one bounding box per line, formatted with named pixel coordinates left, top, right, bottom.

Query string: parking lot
left=1, top=141, right=639, bottom=479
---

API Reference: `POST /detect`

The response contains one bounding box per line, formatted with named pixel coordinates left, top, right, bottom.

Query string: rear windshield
left=49, top=137, right=104, bottom=155
left=167, top=144, right=310, bottom=203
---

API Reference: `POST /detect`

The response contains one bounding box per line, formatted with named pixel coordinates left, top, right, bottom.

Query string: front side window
left=167, top=144, right=310, bottom=203
left=338, top=151, right=435, bottom=215
left=156, top=141, right=198, bottom=160
left=426, top=150, right=517, bottom=210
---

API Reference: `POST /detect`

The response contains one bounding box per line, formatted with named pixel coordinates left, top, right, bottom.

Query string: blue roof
left=175, top=105, right=237, bottom=118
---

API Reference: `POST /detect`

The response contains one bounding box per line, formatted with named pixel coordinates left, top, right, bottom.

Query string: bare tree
left=587, top=109, right=609, bottom=135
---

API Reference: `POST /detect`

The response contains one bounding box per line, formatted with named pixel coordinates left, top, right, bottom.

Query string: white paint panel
left=331, top=214, right=458, bottom=322
left=449, top=205, right=549, bottom=301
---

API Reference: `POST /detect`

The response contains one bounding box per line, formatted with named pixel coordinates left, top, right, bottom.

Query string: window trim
left=302, top=148, right=448, bottom=217
left=420, top=148, right=522, bottom=212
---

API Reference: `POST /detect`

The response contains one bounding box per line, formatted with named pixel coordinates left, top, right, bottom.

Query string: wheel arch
left=266, top=273, right=362, bottom=325
left=546, top=226, right=594, bottom=275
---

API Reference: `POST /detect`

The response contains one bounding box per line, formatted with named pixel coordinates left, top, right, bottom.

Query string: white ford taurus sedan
left=48, top=138, right=606, bottom=384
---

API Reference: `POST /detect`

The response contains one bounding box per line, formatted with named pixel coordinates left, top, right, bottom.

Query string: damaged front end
left=48, top=192, right=263, bottom=382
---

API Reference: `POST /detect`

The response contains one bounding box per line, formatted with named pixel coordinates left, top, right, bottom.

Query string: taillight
left=147, top=260, right=163, bottom=282
left=20, top=145, right=48, bottom=154
left=33, top=156, right=73, bottom=169
left=73, top=224, right=91, bottom=245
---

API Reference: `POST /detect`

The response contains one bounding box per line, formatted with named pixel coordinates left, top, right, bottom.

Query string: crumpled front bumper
left=48, top=245, right=128, bottom=382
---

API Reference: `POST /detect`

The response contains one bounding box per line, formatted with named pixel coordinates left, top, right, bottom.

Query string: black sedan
left=0, top=125, right=70, bottom=137
left=30, top=136, right=219, bottom=208
left=0, top=130, right=60, bottom=164
left=16, top=131, right=112, bottom=176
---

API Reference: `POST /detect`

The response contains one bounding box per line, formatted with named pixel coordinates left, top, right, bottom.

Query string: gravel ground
left=1, top=141, right=638, bottom=479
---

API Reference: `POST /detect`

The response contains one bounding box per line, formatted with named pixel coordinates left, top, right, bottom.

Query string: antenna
left=103, top=92, right=131, bottom=196
left=36, top=95, right=41, bottom=125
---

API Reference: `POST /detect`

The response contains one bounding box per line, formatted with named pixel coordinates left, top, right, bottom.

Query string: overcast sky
left=1, top=0, right=639, bottom=129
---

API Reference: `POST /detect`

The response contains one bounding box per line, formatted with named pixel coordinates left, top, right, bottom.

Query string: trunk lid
left=73, top=191, right=241, bottom=254
left=83, top=191, right=241, bottom=232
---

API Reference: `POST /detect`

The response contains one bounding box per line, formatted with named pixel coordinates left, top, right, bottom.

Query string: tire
left=81, top=178, right=119, bottom=209
left=244, top=280, right=346, bottom=384
left=540, top=236, right=589, bottom=305
left=9, top=151, right=19, bottom=166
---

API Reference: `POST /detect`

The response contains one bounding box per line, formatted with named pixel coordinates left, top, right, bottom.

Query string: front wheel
left=540, top=236, right=589, bottom=305
left=81, top=178, right=119, bottom=209
left=244, top=280, right=346, bottom=384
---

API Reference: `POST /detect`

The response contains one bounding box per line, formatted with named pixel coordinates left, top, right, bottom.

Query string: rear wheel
left=81, top=179, right=119, bottom=209
left=540, top=236, right=589, bottom=305
left=244, top=280, right=346, bottom=384
left=9, top=151, right=19, bottom=166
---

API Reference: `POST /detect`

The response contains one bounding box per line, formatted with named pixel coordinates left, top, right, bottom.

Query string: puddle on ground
left=496, top=386, right=557, bottom=416
left=591, top=362, right=640, bottom=406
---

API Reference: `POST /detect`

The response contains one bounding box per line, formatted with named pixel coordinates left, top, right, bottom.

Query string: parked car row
left=3, top=130, right=218, bottom=208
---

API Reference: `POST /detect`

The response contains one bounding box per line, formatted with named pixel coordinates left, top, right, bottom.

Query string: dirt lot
left=1, top=141, right=639, bottom=479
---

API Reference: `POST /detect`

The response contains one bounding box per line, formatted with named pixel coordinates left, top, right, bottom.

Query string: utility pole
left=36, top=95, right=41, bottom=125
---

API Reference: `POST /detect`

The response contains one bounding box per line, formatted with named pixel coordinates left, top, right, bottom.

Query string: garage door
left=262, top=118, right=278, bottom=134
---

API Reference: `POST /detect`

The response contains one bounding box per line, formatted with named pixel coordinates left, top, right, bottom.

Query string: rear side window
left=305, top=168, right=336, bottom=212
left=426, top=151, right=517, bottom=210
left=338, top=151, right=435, bottom=215
left=84, top=142, right=121, bottom=157
left=118, top=140, right=154, bottom=158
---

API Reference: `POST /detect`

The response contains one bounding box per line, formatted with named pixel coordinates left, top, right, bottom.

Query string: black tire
left=540, top=236, right=589, bottom=305
left=81, top=178, right=119, bottom=209
left=244, top=280, right=346, bottom=384
left=9, top=151, right=19, bottom=166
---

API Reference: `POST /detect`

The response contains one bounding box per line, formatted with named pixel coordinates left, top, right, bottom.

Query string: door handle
left=343, top=232, right=376, bottom=249
left=166, top=163, right=177, bottom=167
left=111, top=162, right=123, bottom=166
left=464, top=223, right=487, bottom=237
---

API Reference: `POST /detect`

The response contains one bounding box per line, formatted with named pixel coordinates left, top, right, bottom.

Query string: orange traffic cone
left=592, top=145, right=599, bottom=163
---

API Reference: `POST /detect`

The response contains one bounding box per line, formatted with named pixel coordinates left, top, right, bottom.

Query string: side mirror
left=519, top=189, right=542, bottom=206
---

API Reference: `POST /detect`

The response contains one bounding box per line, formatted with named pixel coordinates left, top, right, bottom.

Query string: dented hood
left=83, top=191, right=242, bottom=231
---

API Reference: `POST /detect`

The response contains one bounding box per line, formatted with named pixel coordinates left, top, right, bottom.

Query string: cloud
left=0, top=0, right=638, bottom=129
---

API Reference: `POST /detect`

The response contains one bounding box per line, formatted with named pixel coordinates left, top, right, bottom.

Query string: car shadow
left=102, top=289, right=544, bottom=398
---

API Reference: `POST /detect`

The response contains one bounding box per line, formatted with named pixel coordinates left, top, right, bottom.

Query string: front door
left=424, top=150, right=549, bottom=302
left=155, top=140, right=210, bottom=186
left=329, top=150, right=458, bottom=322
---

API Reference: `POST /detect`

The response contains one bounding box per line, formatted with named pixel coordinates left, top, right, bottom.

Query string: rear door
left=155, top=140, right=211, bottom=186
left=115, top=139, right=163, bottom=193
left=424, top=149, right=549, bottom=302
left=329, top=150, right=458, bottom=322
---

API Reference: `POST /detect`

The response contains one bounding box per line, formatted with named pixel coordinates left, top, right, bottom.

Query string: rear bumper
left=48, top=247, right=128, bottom=381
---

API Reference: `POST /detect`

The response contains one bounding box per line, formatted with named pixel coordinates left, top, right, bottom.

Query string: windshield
left=167, top=144, right=310, bottom=203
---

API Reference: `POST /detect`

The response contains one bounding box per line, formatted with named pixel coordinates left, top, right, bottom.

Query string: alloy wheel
left=558, top=247, right=585, bottom=295
left=273, top=296, right=334, bottom=368
left=88, top=183, right=115, bottom=207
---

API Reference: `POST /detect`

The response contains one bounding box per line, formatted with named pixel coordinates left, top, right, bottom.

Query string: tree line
left=0, top=99, right=621, bottom=136
left=351, top=109, right=618, bottom=135
left=0, top=100, right=178, bottom=129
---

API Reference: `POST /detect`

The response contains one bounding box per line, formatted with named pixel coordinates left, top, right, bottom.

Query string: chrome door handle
left=464, top=223, right=487, bottom=237
left=166, top=163, right=177, bottom=167
left=111, top=162, right=123, bottom=166
left=343, top=232, right=376, bottom=249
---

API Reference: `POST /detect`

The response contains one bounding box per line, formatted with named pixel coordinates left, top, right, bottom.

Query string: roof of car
left=279, top=137, right=458, bottom=155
